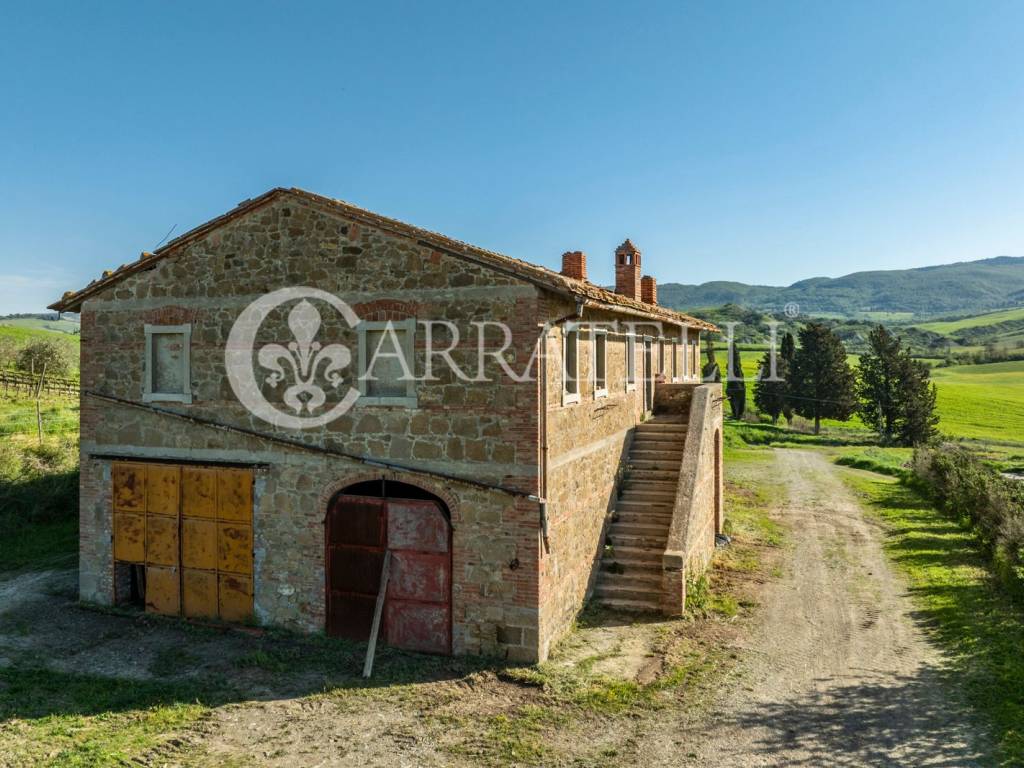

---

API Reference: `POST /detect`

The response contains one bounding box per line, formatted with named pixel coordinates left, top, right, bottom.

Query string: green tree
left=16, top=339, right=71, bottom=377
left=753, top=336, right=791, bottom=425
left=857, top=325, right=903, bottom=441
left=790, top=322, right=856, bottom=435
left=780, top=331, right=796, bottom=425
left=896, top=358, right=939, bottom=446
left=725, top=343, right=746, bottom=419
left=702, top=339, right=721, bottom=383
left=858, top=325, right=938, bottom=445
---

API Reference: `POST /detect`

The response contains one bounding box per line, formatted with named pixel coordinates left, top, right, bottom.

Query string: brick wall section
left=77, top=195, right=541, bottom=661
left=659, top=383, right=724, bottom=615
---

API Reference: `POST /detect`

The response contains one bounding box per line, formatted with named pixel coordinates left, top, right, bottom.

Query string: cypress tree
left=790, top=322, right=856, bottom=434
left=780, top=332, right=796, bottom=425
left=726, top=344, right=746, bottom=419
left=753, top=338, right=790, bottom=425
left=702, top=340, right=721, bottom=383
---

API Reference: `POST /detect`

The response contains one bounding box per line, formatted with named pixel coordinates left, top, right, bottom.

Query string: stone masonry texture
left=74, top=190, right=712, bottom=663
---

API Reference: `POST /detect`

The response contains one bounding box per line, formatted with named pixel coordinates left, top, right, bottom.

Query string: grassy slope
left=0, top=317, right=80, bottom=334
left=915, top=307, right=1024, bottom=334
left=841, top=470, right=1024, bottom=765
left=930, top=361, right=1024, bottom=442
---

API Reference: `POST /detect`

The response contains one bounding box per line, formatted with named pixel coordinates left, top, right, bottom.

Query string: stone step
left=596, top=570, right=662, bottom=590
left=606, top=531, right=669, bottom=549
left=630, top=459, right=682, bottom=471
left=595, top=596, right=663, bottom=613
left=612, top=510, right=673, bottom=526
left=629, top=454, right=684, bottom=467
left=594, top=584, right=661, bottom=604
left=623, top=478, right=677, bottom=489
left=633, top=431, right=685, bottom=443
left=599, top=558, right=661, bottom=579
left=624, top=469, right=678, bottom=482
left=602, top=545, right=662, bottom=564
left=637, top=420, right=687, bottom=431
left=630, top=445, right=684, bottom=456
left=609, top=520, right=670, bottom=537
left=614, top=500, right=674, bottom=514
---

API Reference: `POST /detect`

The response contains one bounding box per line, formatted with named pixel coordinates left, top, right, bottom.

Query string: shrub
left=912, top=444, right=1024, bottom=570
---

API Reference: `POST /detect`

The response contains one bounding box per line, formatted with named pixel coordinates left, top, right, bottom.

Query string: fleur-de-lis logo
left=257, top=300, right=351, bottom=414
left=226, top=287, right=361, bottom=430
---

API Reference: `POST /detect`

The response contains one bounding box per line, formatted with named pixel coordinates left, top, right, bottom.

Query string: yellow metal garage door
left=112, top=462, right=253, bottom=623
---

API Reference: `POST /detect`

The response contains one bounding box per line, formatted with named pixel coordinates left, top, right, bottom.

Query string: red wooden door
left=326, top=495, right=387, bottom=640
left=326, top=494, right=451, bottom=654
left=385, top=498, right=451, bottom=654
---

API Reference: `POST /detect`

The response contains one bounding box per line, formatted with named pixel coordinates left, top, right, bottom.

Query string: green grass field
left=929, top=361, right=1024, bottom=443
left=914, top=307, right=1024, bottom=334
left=0, top=317, right=80, bottom=334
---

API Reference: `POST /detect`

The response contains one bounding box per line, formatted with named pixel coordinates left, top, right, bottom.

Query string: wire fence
left=0, top=370, right=80, bottom=441
left=0, top=370, right=80, bottom=398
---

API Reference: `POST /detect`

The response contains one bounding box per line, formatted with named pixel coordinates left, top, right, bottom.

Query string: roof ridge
left=49, top=187, right=715, bottom=331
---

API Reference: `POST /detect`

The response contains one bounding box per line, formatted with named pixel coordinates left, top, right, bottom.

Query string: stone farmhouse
left=51, top=187, right=724, bottom=663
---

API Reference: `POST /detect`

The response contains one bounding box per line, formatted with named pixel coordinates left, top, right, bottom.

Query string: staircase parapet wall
left=652, top=382, right=696, bottom=417
left=660, top=383, right=724, bottom=616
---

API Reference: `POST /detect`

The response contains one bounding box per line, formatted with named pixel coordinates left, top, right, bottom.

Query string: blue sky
left=2, top=0, right=1024, bottom=313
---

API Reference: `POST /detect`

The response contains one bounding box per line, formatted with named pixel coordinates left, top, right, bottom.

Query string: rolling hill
left=659, top=256, right=1024, bottom=318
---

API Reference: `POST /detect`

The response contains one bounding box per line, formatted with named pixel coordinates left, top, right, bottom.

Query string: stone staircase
left=594, top=416, right=688, bottom=612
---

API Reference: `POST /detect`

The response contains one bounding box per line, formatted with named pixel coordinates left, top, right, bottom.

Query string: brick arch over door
left=325, top=479, right=452, bottom=655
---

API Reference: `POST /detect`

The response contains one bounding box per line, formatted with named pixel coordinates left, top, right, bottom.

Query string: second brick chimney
left=614, top=239, right=642, bottom=299
left=561, top=250, right=587, bottom=281
left=641, top=275, right=657, bottom=305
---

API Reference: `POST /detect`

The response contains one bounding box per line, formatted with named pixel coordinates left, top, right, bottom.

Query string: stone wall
left=77, top=193, right=542, bottom=661
left=659, top=383, right=724, bottom=615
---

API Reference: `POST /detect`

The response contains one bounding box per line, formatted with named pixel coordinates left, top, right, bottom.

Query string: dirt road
left=655, top=449, right=989, bottom=767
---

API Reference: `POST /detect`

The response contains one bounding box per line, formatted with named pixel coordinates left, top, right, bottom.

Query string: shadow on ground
left=721, top=665, right=987, bottom=767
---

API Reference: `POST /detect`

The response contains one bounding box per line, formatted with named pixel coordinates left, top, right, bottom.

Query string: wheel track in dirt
left=642, top=448, right=990, bottom=767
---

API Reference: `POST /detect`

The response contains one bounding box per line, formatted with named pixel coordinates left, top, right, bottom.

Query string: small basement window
left=358, top=319, right=417, bottom=407
left=626, top=334, right=637, bottom=391
left=563, top=326, right=580, bottom=405
left=144, top=324, right=192, bottom=403
left=593, top=330, right=607, bottom=398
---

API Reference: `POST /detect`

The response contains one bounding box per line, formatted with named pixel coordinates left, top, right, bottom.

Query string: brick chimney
left=641, top=275, right=657, bottom=304
left=561, top=250, right=587, bottom=281
left=614, top=239, right=642, bottom=299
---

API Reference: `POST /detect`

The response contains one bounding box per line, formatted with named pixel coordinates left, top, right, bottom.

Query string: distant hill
left=659, top=256, right=1024, bottom=318
left=0, top=313, right=80, bottom=335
